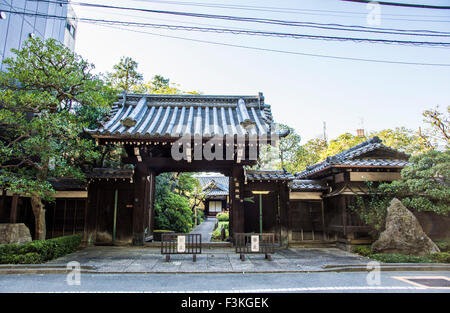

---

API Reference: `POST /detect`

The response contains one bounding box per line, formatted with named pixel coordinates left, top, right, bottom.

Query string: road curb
left=0, top=263, right=449, bottom=275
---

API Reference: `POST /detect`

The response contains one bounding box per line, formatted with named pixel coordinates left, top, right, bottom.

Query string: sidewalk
left=1, top=246, right=449, bottom=274
left=41, top=246, right=371, bottom=273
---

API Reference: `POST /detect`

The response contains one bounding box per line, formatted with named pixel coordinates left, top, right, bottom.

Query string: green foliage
left=0, top=37, right=112, bottom=202
left=369, top=253, right=433, bottom=263
left=106, top=56, right=143, bottom=92
left=429, top=252, right=450, bottom=263
left=154, top=192, right=193, bottom=233
left=211, top=221, right=229, bottom=241
left=351, top=243, right=450, bottom=263
left=351, top=245, right=372, bottom=257
left=216, top=212, right=229, bottom=221
left=256, top=123, right=301, bottom=172
left=420, top=106, right=449, bottom=149
left=349, top=182, right=391, bottom=237
left=0, top=234, right=82, bottom=264
left=434, top=240, right=450, bottom=252
left=379, top=150, right=450, bottom=216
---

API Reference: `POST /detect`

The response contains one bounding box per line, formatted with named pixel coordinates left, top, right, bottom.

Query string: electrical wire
left=32, top=0, right=450, bottom=35
left=96, top=24, right=450, bottom=67
left=3, top=9, right=450, bottom=47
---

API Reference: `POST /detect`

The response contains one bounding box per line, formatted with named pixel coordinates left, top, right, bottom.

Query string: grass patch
left=351, top=243, right=450, bottom=263
left=0, top=234, right=82, bottom=264
left=211, top=221, right=229, bottom=241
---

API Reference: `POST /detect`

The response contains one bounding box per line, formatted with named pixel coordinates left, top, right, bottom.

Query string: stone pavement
left=45, top=246, right=371, bottom=273
left=189, top=217, right=217, bottom=243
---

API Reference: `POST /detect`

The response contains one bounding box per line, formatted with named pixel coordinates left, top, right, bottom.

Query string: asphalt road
left=0, top=271, right=448, bottom=293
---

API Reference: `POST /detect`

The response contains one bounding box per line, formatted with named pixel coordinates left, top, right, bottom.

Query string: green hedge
left=430, top=252, right=450, bottom=263
left=351, top=243, right=450, bottom=263
left=369, top=253, right=433, bottom=263
left=434, top=240, right=450, bottom=252
left=216, top=212, right=229, bottom=222
left=0, top=234, right=82, bottom=264
left=351, top=245, right=372, bottom=257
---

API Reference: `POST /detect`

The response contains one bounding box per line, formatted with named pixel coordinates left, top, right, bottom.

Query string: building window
left=66, top=22, right=76, bottom=37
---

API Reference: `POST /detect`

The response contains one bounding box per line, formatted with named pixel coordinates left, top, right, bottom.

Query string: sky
left=70, top=0, right=450, bottom=143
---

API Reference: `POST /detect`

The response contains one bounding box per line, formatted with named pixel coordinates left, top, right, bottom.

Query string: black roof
left=296, top=137, right=410, bottom=179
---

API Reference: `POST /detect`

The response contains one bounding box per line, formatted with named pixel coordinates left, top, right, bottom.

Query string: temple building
left=1, top=93, right=448, bottom=247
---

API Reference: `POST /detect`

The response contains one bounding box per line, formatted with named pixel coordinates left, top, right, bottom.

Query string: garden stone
left=371, top=198, right=440, bottom=256
left=0, top=223, right=32, bottom=244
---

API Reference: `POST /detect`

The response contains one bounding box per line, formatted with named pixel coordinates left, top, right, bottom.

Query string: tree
left=419, top=106, right=449, bottom=149
left=379, top=150, right=450, bottom=216
left=255, top=123, right=301, bottom=172
left=320, top=133, right=365, bottom=160
left=106, top=56, right=144, bottom=92
left=154, top=172, right=202, bottom=232
left=0, top=38, right=112, bottom=239
left=372, top=127, right=429, bottom=155
left=293, top=138, right=328, bottom=172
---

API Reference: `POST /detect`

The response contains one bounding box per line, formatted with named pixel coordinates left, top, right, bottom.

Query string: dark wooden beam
left=0, top=189, right=6, bottom=221
left=132, top=163, right=149, bottom=245
left=121, top=156, right=255, bottom=172
left=9, top=194, right=19, bottom=223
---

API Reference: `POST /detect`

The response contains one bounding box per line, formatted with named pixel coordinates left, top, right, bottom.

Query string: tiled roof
left=245, top=169, right=295, bottom=181
left=88, top=93, right=275, bottom=140
left=296, top=137, right=410, bottom=179
left=289, top=179, right=328, bottom=191
left=196, top=175, right=229, bottom=196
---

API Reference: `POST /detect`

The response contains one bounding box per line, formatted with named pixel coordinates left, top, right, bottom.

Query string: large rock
left=371, top=198, right=440, bottom=256
left=0, top=223, right=32, bottom=245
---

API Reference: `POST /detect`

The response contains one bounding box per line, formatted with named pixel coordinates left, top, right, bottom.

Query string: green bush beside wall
left=0, top=234, right=82, bottom=264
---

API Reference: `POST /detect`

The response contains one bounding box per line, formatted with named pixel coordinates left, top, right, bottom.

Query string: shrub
left=154, top=193, right=194, bottom=233
left=434, top=240, right=450, bottom=252
left=211, top=221, right=229, bottom=241
left=430, top=252, right=450, bottom=263
left=216, top=212, right=229, bottom=221
left=0, top=234, right=82, bottom=264
left=370, top=253, right=433, bottom=263
left=351, top=245, right=372, bottom=257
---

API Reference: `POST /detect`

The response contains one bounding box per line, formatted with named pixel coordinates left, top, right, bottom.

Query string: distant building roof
left=288, top=179, right=328, bottom=192
left=296, top=136, right=410, bottom=179
left=87, top=93, right=275, bottom=141
left=245, top=169, right=295, bottom=181
left=196, top=175, right=229, bottom=196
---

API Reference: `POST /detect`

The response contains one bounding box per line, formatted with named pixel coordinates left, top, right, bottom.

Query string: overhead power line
left=127, top=0, right=450, bottom=20
left=4, top=9, right=450, bottom=47
left=101, top=24, right=450, bottom=67
left=4, top=10, right=450, bottom=48
left=342, top=0, right=450, bottom=10
left=30, top=0, right=450, bottom=35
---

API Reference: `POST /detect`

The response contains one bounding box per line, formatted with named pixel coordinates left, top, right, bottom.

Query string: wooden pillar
left=9, top=194, right=19, bottom=223
left=146, top=170, right=156, bottom=239
left=84, top=182, right=98, bottom=245
left=0, top=189, right=6, bottom=221
left=230, top=166, right=245, bottom=240
left=341, top=196, right=347, bottom=236
left=279, top=183, right=289, bottom=247
left=132, top=163, right=149, bottom=245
